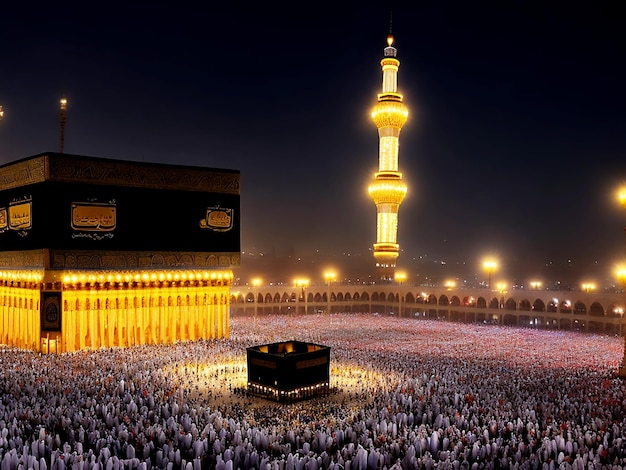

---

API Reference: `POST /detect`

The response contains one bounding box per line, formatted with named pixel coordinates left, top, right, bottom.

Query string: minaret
left=368, top=33, right=408, bottom=282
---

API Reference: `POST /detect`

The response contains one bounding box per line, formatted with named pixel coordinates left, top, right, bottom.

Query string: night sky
left=1, top=2, right=624, bottom=285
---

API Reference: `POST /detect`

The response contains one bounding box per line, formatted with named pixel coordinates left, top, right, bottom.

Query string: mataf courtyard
left=1, top=313, right=625, bottom=469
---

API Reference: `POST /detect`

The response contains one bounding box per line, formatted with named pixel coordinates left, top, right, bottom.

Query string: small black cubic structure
left=246, top=341, right=330, bottom=402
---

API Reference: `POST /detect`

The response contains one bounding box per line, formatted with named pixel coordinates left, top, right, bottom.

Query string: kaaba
left=246, top=340, right=330, bottom=402
left=0, top=152, right=240, bottom=353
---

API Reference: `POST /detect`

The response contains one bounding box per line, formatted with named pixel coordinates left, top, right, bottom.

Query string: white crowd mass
left=1, top=313, right=625, bottom=470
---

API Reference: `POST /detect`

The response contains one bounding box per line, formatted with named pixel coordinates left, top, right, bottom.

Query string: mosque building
left=0, top=152, right=239, bottom=352
left=368, top=33, right=409, bottom=282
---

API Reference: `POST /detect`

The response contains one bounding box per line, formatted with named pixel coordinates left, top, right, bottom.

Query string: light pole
left=251, top=277, right=262, bottom=326
left=294, top=278, right=309, bottom=315
left=394, top=271, right=407, bottom=317
left=324, top=270, right=337, bottom=318
left=581, top=282, right=596, bottom=293
left=483, top=259, right=497, bottom=290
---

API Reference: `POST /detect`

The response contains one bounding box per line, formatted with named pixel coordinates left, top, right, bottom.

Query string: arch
left=476, top=297, right=487, bottom=308
left=257, top=293, right=264, bottom=303
left=245, top=293, right=254, bottom=303
left=372, top=292, right=379, bottom=301
left=345, top=292, right=352, bottom=301
left=427, top=294, right=437, bottom=304
left=405, top=292, right=415, bottom=303
left=353, top=292, right=361, bottom=301
left=589, top=302, right=604, bottom=316
left=450, top=296, right=461, bottom=307
left=519, top=299, right=531, bottom=311
left=439, top=295, right=449, bottom=306
left=337, top=293, right=344, bottom=302
left=314, top=293, right=323, bottom=302
left=361, top=292, right=370, bottom=301
left=489, top=298, right=499, bottom=309
left=547, top=300, right=557, bottom=313
left=504, top=298, right=517, bottom=310
left=573, top=301, right=586, bottom=315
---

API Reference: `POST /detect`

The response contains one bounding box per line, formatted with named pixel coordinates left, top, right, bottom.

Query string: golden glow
left=530, top=281, right=543, bottom=290
left=379, top=136, right=399, bottom=171
left=251, top=277, right=262, bottom=287
left=445, top=280, right=456, bottom=290
left=496, top=282, right=507, bottom=293
left=293, top=278, right=310, bottom=288
left=371, top=36, right=408, bottom=278
left=394, top=271, right=407, bottom=283
left=324, top=270, right=337, bottom=284
left=582, top=282, right=596, bottom=293
left=368, top=179, right=407, bottom=205
left=61, top=269, right=233, bottom=286
left=0, top=270, right=44, bottom=283
left=483, top=260, right=497, bottom=272
left=617, top=186, right=626, bottom=209
left=616, top=267, right=626, bottom=284
left=371, top=101, right=408, bottom=129
left=0, top=105, right=4, bottom=120
left=1, top=268, right=233, bottom=353
left=376, top=212, right=399, bottom=244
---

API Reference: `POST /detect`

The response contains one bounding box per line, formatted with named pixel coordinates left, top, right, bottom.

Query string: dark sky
left=1, top=2, right=625, bottom=284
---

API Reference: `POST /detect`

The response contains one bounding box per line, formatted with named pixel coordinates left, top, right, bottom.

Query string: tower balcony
left=368, top=177, right=407, bottom=205
left=371, top=99, right=408, bottom=129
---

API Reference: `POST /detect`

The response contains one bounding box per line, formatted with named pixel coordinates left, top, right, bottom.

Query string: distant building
left=368, top=34, right=409, bottom=281
left=0, top=152, right=240, bottom=352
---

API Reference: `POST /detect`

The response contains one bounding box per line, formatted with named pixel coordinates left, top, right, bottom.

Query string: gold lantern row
left=0, top=269, right=233, bottom=353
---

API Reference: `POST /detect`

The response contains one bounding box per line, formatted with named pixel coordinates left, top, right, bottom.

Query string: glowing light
left=251, top=277, right=263, bottom=287
left=530, top=281, right=542, bottom=290
left=582, top=282, right=596, bottom=293
left=394, top=271, right=407, bottom=284
left=294, top=278, right=310, bottom=288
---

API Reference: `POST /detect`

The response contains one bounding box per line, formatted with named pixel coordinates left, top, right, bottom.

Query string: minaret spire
left=368, top=30, right=409, bottom=282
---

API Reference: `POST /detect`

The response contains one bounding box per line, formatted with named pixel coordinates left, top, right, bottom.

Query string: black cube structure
left=0, top=152, right=240, bottom=353
left=247, top=341, right=330, bottom=402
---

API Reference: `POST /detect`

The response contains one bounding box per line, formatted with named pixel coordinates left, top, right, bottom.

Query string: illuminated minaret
left=368, top=33, right=408, bottom=281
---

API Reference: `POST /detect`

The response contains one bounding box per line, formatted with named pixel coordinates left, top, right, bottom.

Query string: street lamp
left=483, top=259, right=497, bottom=290
left=324, top=270, right=337, bottom=317
left=251, top=277, right=262, bottom=325
left=581, top=282, right=596, bottom=293
left=444, top=280, right=456, bottom=291
left=529, top=280, right=542, bottom=290
left=294, top=278, right=310, bottom=315
left=394, top=271, right=407, bottom=317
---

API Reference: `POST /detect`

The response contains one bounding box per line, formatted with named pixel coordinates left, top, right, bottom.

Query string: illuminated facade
left=0, top=153, right=240, bottom=352
left=368, top=34, right=409, bottom=281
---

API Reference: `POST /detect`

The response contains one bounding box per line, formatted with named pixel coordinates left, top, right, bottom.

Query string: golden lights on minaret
left=368, top=34, right=409, bottom=281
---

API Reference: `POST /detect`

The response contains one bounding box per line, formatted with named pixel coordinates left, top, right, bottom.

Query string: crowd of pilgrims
left=1, top=313, right=626, bottom=469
